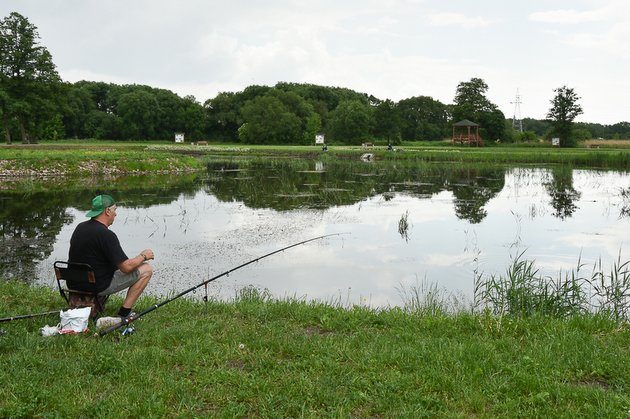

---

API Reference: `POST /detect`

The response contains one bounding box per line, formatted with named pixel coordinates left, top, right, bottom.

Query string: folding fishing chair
left=54, top=261, right=109, bottom=318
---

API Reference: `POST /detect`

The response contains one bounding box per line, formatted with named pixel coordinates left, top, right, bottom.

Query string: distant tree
left=177, top=95, right=205, bottom=140
left=573, top=127, right=591, bottom=142
left=547, top=86, right=583, bottom=147
left=303, top=112, right=322, bottom=144
left=239, top=95, right=302, bottom=144
left=205, top=92, right=241, bottom=141
left=515, top=130, right=538, bottom=143
left=327, top=100, right=373, bottom=144
left=452, top=78, right=506, bottom=141
left=116, top=90, right=160, bottom=139
left=372, top=99, right=401, bottom=144
left=397, top=96, right=449, bottom=141
left=522, top=118, right=552, bottom=137
left=0, top=86, right=13, bottom=142
left=610, top=121, right=630, bottom=139
left=0, top=12, right=61, bottom=143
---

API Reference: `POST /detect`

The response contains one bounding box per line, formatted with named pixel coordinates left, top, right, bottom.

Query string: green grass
left=2, top=140, right=629, bottom=176
left=1, top=281, right=629, bottom=417
left=0, top=144, right=203, bottom=175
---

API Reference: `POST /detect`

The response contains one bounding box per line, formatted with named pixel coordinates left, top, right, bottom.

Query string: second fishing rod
left=99, top=233, right=346, bottom=336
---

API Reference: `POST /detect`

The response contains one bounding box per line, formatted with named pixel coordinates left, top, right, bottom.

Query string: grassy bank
left=1, top=281, right=628, bottom=417
left=1, top=140, right=629, bottom=178
left=0, top=144, right=203, bottom=176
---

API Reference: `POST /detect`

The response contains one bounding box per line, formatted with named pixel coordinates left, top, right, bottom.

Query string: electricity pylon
left=511, top=89, right=523, bottom=132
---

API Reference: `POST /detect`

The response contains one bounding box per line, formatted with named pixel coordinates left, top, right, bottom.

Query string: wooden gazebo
left=452, top=119, right=483, bottom=146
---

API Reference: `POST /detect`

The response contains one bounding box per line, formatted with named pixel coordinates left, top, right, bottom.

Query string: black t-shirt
left=68, top=219, right=128, bottom=293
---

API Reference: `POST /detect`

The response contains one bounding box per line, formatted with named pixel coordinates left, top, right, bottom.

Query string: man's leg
left=120, top=263, right=153, bottom=311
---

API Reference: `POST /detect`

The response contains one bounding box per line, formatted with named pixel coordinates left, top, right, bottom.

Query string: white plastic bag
left=59, top=307, right=91, bottom=334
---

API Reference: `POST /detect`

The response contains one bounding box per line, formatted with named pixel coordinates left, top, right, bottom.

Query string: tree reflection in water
left=544, top=167, right=581, bottom=220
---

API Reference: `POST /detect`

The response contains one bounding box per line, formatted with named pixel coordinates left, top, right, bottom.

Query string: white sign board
left=551, top=137, right=560, bottom=146
left=175, top=133, right=185, bottom=143
left=315, top=134, right=325, bottom=144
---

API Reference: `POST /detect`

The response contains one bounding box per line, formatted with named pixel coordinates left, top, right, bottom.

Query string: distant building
left=452, top=120, right=483, bottom=146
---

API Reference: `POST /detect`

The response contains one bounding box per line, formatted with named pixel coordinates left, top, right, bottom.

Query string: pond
left=1, top=159, right=628, bottom=308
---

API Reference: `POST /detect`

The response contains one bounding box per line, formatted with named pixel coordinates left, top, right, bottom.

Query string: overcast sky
left=2, top=0, right=629, bottom=124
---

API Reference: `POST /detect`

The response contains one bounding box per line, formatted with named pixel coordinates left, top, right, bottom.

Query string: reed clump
left=473, top=252, right=630, bottom=321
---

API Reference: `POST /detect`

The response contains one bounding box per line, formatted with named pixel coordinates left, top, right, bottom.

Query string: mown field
left=1, top=281, right=629, bottom=417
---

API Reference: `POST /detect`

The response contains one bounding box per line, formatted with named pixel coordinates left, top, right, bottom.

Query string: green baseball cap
left=86, top=194, right=116, bottom=218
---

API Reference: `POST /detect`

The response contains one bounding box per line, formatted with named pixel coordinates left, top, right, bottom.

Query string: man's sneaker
left=95, top=313, right=136, bottom=330
left=95, top=316, right=122, bottom=330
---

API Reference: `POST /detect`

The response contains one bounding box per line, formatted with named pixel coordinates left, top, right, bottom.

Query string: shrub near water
left=1, top=281, right=629, bottom=416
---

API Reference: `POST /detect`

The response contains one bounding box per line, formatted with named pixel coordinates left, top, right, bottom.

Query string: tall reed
left=474, top=251, right=630, bottom=321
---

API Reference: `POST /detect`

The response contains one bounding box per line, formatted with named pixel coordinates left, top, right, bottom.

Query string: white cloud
left=563, top=21, right=630, bottom=55
left=529, top=9, right=606, bottom=24
left=426, top=12, right=499, bottom=28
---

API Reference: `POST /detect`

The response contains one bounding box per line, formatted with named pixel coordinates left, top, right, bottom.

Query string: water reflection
left=544, top=167, right=581, bottom=220
left=0, top=161, right=627, bottom=307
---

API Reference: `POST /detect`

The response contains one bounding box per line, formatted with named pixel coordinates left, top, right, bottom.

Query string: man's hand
left=140, top=249, right=155, bottom=261
left=118, top=249, right=155, bottom=273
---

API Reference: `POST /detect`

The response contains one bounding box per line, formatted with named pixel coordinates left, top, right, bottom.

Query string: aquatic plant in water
left=398, top=210, right=410, bottom=242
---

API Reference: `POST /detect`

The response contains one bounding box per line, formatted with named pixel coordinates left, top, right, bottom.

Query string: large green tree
left=452, top=78, right=505, bottom=141
left=0, top=12, right=61, bottom=143
left=327, top=100, right=373, bottom=144
left=547, top=86, right=583, bottom=147
left=372, top=99, right=401, bottom=144
left=397, top=96, right=449, bottom=141
left=238, top=95, right=302, bottom=144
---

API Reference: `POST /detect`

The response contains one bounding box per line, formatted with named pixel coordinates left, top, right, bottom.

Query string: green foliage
left=397, top=96, right=449, bottom=141
left=204, top=91, right=241, bottom=141
left=573, top=127, right=592, bottom=142
left=59, top=82, right=206, bottom=141
left=372, top=99, right=401, bottom=144
left=327, top=100, right=373, bottom=144
left=0, top=12, right=61, bottom=143
left=303, top=112, right=322, bottom=144
left=547, top=86, right=583, bottom=147
left=238, top=95, right=302, bottom=144
left=39, top=114, right=65, bottom=140
left=515, top=130, right=538, bottom=143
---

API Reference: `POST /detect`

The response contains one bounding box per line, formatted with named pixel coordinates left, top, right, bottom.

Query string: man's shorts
left=98, top=269, right=140, bottom=296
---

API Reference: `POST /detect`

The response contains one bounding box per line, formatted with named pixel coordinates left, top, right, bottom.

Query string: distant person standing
left=68, top=194, right=154, bottom=323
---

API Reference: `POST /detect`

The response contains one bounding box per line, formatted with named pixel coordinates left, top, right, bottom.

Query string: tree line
left=2, top=12, right=628, bottom=146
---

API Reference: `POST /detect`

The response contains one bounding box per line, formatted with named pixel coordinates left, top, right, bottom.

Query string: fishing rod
left=99, top=233, right=346, bottom=336
left=0, top=310, right=60, bottom=323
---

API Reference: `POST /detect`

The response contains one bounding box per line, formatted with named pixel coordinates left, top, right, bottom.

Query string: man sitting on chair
left=68, top=194, right=154, bottom=321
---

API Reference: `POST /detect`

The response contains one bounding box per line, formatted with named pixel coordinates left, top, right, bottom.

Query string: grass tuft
left=474, top=251, right=630, bottom=321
